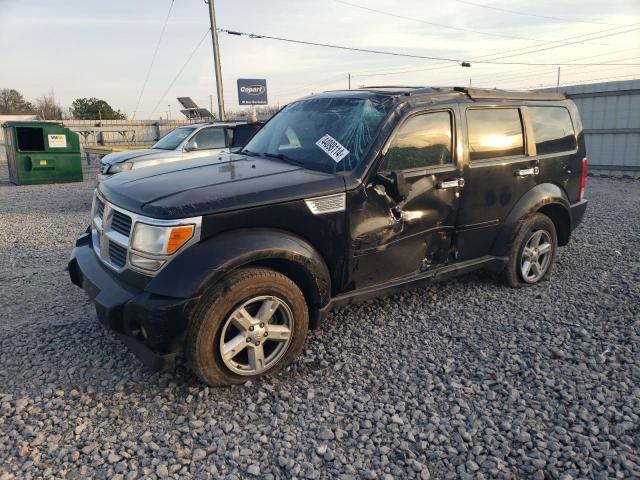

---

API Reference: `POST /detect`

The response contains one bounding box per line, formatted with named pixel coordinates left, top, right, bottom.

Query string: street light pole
left=206, top=0, right=225, bottom=121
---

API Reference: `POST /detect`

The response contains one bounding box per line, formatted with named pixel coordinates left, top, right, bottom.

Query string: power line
left=454, top=0, right=632, bottom=27
left=351, top=24, right=640, bottom=77
left=132, top=0, right=175, bottom=120
left=218, top=28, right=640, bottom=67
left=148, top=29, right=211, bottom=119
left=333, top=0, right=612, bottom=45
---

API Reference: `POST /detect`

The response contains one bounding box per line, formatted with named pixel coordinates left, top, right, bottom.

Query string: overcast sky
left=1, top=0, right=638, bottom=119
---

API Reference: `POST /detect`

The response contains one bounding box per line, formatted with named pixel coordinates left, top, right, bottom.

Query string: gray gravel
left=1, top=164, right=639, bottom=479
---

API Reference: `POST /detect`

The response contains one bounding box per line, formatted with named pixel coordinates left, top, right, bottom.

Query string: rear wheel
left=186, top=267, right=309, bottom=386
left=503, top=213, right=557, bottom=288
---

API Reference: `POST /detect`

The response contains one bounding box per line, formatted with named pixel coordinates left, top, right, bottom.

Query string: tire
left=185, top=267, right=309, bottom=386
left=503, top=213, right=558, bottom=288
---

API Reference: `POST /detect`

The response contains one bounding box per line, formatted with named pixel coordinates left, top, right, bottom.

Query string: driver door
left=346, top=108, right=464, bottom=290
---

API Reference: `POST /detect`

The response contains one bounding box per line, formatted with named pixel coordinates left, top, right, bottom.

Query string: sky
left=1, top=0, right=639, bottom=120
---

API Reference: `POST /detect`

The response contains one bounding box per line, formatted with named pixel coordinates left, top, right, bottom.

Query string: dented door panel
left=344, top=106, right=464, bottom=291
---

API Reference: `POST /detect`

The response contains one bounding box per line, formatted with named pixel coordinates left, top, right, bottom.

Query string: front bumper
left=570, top=199, right=588, bottom=231
left=68, top=233, right=195, bottom=371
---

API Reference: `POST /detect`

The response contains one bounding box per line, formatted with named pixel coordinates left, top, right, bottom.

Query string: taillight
left=579, top=157, right=588, bottom=200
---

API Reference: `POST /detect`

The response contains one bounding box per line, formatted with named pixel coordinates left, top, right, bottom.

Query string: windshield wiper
left=262, top=152, right=304, bottom=167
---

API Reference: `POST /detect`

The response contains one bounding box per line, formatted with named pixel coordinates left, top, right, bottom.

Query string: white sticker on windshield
left=315, top=134, right=350, bottom=163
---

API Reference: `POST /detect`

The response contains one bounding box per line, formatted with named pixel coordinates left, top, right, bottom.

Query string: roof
left=186, top=121, right=249, bottom=128
left=320, top=86, right=566, bottom=101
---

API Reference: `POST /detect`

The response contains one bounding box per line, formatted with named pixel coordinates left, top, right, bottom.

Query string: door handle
left=437, top=178, right=465, bottom=189
left=515, top=166, right=539, bottom=176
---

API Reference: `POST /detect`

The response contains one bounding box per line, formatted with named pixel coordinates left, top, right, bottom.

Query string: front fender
left=145, top=228, right=331, bottom=307
left=491, top=183, right=570, bottom=257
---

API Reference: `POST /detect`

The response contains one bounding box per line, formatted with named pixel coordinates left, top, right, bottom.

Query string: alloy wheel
left=520, top=229, right=553, bottom=283
left=219, top=295, right=294, bottom=376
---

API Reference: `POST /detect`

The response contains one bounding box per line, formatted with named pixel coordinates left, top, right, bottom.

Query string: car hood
left=101, top=148, right=177, bottom=165
left=99, top=153, right=345, bottom=219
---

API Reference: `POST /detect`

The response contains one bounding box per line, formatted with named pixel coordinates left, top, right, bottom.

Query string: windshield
left=243, top=96, right=392, bottom=172
left=153, top=127, right=196, bottom=150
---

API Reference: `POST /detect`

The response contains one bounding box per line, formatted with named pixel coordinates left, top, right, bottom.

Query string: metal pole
left=348, top=73, right=351, bottom=90
left=206, top=0, right=226, bottom=121
left=556, top=67, right=561, bottom=92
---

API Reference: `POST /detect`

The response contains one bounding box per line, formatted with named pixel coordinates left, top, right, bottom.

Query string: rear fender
left=491, top=183, right=570, bottom=257
left=145, top=228, right=332, bottom=309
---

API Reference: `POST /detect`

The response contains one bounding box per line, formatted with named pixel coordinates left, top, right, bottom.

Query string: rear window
left=529, top=106, right=577, bottom=154
left=467, top=108, right=524, bottom=161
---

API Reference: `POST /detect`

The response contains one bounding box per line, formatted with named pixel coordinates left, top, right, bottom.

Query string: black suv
left=69, top=87, right=588, bottom=386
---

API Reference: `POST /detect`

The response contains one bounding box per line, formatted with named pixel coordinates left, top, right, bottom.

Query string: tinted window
left=467, top=108, right=524, bottom=161
left=529, top=106, right=577, bottom=154
left=231, top=123, right=262, bottom=148
left=383, top=111, right=453, bottom=171
left=193, top=127, right=226, bottom=149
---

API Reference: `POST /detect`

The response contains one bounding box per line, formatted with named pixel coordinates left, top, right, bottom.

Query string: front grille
left=96, top=198, right=105, bottom=219
left=108, top=242, right=127, bottom=268
left=111, top=210, right=132, bottom=236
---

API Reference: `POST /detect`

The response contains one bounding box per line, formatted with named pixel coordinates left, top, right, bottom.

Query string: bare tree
left=35, top=90, right=64, bottom=120
left=0, top=88, right=35, bottom=114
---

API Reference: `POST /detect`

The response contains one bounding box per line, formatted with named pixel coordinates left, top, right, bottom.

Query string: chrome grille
left=90, top=191, right=202, bottom=276
left=96, top=198, right=105, bottom=219
left=108, top=242, right=127, bottom=267
left=111, top=211, right=132, bottom=236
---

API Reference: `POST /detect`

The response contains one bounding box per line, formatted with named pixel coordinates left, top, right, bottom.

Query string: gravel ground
left=0, top=165, right=639, bottom=480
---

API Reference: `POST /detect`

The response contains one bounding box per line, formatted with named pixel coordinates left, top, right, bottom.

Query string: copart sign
left=237, top=79, right=268, bottom=105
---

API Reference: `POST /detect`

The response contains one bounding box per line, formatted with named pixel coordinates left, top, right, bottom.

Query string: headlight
left=131, top=223, right=195, bottom=255
left=109, top=162, right=134, bottom=173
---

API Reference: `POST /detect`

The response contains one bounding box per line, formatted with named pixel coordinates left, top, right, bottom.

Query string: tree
left=70, top=97, right=126, bottom=120
left=0, top=89, right=36, bottom=115
left=35, top=90, right=63, bottom=120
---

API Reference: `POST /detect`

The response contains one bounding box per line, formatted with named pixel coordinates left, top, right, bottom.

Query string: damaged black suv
left=69, top=87, right=588, bottom=386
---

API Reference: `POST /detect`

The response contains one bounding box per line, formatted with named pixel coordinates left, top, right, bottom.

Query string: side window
left=467, top=108, right=524, bottom=161
left=529, top=106, right=577, bottom=154
left=231, top=123, right=262, bottom=148
left=383, top=111, right=453, bottom=171
left=192, top=128, right=226, bottom=150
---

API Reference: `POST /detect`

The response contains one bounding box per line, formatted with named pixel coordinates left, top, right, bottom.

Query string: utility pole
left=556, top=67, right=561, bottom=92
left=348, top=73, right=351, bottom=90
left=205, top=0, right=225, bottom=121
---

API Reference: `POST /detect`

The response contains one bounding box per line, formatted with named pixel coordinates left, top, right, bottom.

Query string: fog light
left=129, top=253, right=165, bottom=271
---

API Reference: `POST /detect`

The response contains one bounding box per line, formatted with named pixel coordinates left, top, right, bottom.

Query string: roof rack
left=453, top=87, right=566, bottom=101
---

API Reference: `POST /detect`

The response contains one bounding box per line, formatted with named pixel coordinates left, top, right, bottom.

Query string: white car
left=98, top=121, right=262, bottom=182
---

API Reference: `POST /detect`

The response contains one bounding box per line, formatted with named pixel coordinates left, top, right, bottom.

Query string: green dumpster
left=2, top=121, right=83, bottom=185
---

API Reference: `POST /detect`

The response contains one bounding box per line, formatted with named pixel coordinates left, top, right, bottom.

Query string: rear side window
left=231, top=123, right=262, bottom=148
left=467, top=108, right=524, bottom=161
left=529, top=106, right=577, bottom=154
left=383, top=111, right=453, bottom=171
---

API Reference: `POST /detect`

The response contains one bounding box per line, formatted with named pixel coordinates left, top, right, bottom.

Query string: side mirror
left=372, top=171, right=410, bottom=203
left=184, top=140, right=198, bottom=152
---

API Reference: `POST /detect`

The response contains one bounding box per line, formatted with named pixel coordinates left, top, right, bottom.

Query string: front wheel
left=185, top=267, right=309, bottom=386
left=503, top=213, right=558, bottom=288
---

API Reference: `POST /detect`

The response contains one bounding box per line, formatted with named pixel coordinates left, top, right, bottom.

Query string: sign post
left=237, top=79, right=268, bottom=106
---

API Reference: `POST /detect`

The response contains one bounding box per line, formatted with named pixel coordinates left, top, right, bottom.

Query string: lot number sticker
left=48, top=134, right=67, bottom=148
left=315, top=134, right=349, bottom=163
